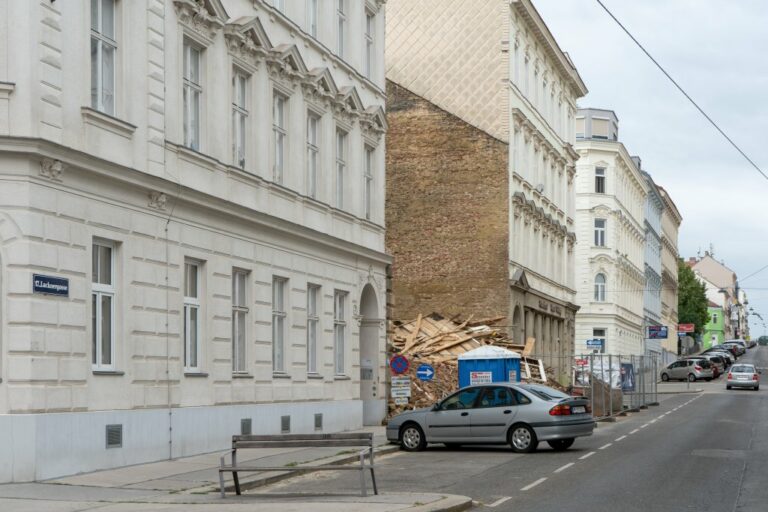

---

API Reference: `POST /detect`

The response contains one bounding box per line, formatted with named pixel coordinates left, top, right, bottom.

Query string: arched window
left=594, top=273, right=606, bottom=302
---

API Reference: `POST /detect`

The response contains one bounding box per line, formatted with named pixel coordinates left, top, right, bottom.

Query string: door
left=425, top=387, right=481, bottom=441
left=470, top=387, right=520, bottom=441
left=668, top=361, right=684, bottom=379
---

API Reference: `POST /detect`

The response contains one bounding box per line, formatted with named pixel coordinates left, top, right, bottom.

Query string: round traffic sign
left=390, top=355, right=409, bottom=375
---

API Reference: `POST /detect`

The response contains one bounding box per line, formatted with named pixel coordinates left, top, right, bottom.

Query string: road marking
left=487, top=496, right=512, bottom=507
left=649, top=419, right=657, bottom=424
left=554, top=462, right=575, bottom=473
left=579, top=451, right=596, bottom=460
left=630, top=429, right=639, bottom=434
left=599, top=443, right=612, bottom=450
left=521, top=478, right=547, bottom=491
left=640, top=423, right=649, bottom=428
left=615, top=435, right=627, bottom=442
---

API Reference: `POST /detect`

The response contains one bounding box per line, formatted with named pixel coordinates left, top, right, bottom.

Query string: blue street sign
left=416, top=363, right=435, bottom=381
left=390, top=355, right=409, bottom=375
left=586, top=339, right=604, bottom=347
left=32, top=274, right=69, bottom=297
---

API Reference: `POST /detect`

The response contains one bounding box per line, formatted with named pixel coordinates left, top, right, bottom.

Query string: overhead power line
left=594, top=0, right=768, bottom=183
left=740, top=263, right=768, bottom=283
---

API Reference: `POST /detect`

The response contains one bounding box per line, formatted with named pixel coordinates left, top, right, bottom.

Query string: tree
left=677, top=259, right=709, bottom=335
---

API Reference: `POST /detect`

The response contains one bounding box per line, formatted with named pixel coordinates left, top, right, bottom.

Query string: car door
left=470, top=387, right=519, bottom=441
left=667, top=361, right=682, bottom=379
left=425, top=387, right=481, bottom=442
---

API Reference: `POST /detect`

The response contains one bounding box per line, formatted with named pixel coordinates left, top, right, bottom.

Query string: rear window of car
left=522, top=385, right=570, bottom=401
left=732, top=365, right=754, bottom=373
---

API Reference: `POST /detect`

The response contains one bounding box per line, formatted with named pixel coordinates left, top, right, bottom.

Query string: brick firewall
left=385, top=80, right=510, bottom=322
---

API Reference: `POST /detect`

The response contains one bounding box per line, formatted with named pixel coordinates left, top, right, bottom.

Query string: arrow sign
left=416, top=363, right=435, bottom=381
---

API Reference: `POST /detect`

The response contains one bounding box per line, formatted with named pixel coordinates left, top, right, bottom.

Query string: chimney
left=631, top=156, right=642, bottom=170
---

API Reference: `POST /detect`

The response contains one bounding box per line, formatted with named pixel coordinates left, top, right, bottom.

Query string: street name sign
left=33, top=274, right=69, bottom=297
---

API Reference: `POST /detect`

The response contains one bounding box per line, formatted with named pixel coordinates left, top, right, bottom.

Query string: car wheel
left=400, top=423, right=427, bottom=452
left=508, top=424, right=538, bottom=453
left=706, top=378, right=712, bottom=382
left=688, top=374, right=696, bottom=382
left=547, top=438, right=575, bottom=451
left=726, top=385, right=732, bottom=390
left=661, top=373, right=670, bottom=382
left=755, top=386, right=760, bottom=391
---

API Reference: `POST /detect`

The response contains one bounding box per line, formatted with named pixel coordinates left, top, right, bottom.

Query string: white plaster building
left=0, top=0, right=389, bottom=482
left=387, top=0, right=587, bottom=370
left=574, top=109, right=648, bottom=355
left=641, top=167, right=664, bottom=357
left=658, top=185, right=682, bottom=357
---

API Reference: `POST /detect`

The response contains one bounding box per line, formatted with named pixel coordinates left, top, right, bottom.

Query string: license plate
left=737, top=376, right=748, bottom=380
left=572, top=406, right=586, bottom=414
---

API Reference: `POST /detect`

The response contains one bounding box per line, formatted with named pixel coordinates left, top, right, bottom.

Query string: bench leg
left=233, top=471, right=241, bottom=496
left=359, top=453, right=367, bottom=497
left=370, top=467, right=378, bottom=495
left=219, top=471, right=226, bottom=498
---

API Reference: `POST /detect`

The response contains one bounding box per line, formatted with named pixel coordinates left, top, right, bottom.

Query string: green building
left=703, top=303, right=725, bottom=348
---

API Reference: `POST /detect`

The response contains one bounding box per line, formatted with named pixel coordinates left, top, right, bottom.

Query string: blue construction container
left=458, top=345, right=522, bottom=387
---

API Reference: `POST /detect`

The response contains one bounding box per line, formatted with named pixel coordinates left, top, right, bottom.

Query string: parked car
left=681, top=357, right=719, bottom=378
left=660, top=359, right=714, bottom=382
left=722, top=342, right=745, bottom=356
left=696, top=355, right=726, bottom=375
left=726, top=364, right=760, bottom=390
left=386, top=383, right=595, bottom=453
left=726, top=339, right=749, bottom=351
left=703, top=350, right=734, bottom=366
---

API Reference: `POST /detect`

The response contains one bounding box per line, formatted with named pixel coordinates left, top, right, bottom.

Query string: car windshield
left=522, top=385, right=570, bottom=401
left=732, top=365, right=755, bottom=373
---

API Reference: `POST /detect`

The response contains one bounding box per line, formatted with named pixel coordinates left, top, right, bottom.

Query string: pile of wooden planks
left=387, top=313, right=558, bottom=417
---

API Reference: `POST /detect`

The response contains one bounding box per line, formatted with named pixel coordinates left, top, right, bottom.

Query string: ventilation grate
left=281, top=415, right=291, bottom=433
left=241, top=418, right=252, bottom=435
left=106, top=424, right=122, bottom=449
left=314, top=413, right=323, bottom=431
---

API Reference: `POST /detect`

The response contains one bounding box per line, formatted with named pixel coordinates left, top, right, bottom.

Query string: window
left=184, top=261, right=201, bottom=371
left=92, top=242, right=115, bottom=369
left=594, top=218, right=606, bottom=247
left=595, top=168, right=606, bottom=194
left=232, top=270, right=248, bottom=373
left=307, top=284, right=320, bottom=374
left=477, top=387, right=517, bottom=408
left=183, top=40, right=202, bottom=150
left=307, top=113, right=319, bottom=198
left=365, top=11, right=374, bottom=78
left=232, top=71, right=248, bottom=168
left=364, top=146, right=374, bottom=220
left=272, top=0, right=285, bottom=12
left=592, top=118, right=609, bottom=139
left=594, top=274, right=606, bottom=302
left=336, top=0, right=346, bottom=57
left=333, top=290, right=347, bottom=375
left=712, top=312, right=718, bottom=324
left=575, top=117, right=585, bottom=138
left=272, top=277, right=287, bottom=372
left=90, top=0, right=116, bottom=115
left=335, top=129, right=346, bottom=208
left=273, top=92, right=287, bottom=183
left=307, top=0, right=318, bottom=37
left=440, top=388, right=481, bottom=410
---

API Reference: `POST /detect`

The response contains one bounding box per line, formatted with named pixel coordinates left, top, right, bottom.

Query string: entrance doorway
left=359, top=284, right=383, bottom=425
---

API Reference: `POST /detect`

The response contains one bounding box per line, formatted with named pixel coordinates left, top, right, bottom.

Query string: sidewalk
left=0, top=426, right=472, bottom=512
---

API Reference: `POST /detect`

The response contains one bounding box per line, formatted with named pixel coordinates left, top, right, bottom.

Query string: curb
left=408, top=495, right=474, bottom=512
left=218, top=443, right=401, bottom=494
left=656, top=389, right=703, bottom=394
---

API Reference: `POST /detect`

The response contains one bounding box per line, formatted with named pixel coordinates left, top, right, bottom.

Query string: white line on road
left=554, top=462, right=575, bottom=473
left=640, top=423, right=649, bottom=428
left=487, top=496, right=512, bottom=507
left=521, top=478, right=547, bottom=491
left=630, top=429, right=639, bottom=434
left=599, top=443, right=612, bottom=450
left=649, top=419, right=657, bottom=424
left=579, top=451, right=596, bottom=460
left=615, top=435, right=627, bottom=442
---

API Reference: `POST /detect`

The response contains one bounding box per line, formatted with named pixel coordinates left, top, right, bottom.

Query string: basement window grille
left=314, top=413, right=323, bottom=431
left=281, top=415, right=291, bottom=433
left=241, top=418, right=252, bottom=435
left=106, top=424, right=122, bottom=449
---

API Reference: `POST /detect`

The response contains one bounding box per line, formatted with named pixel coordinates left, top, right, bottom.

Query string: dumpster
left=458, top=345, right=522, bottom=387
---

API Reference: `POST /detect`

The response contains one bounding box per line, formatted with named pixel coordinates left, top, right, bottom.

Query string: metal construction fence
left=529, top=353, right=660, bottom=421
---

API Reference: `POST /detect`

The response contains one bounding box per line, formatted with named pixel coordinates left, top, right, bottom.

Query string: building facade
left=657, top=185, right=682, bottom=355
left=0, top=0, right=389, bottom=482
left=703, top=303, right=726, bottom=348
left=641, top=168, right=664, bottom=357
left=690, top=254, right=740, bottom=339
left=573, top=109, right=647, bottom=355
left=386, top=0, right=587, bottom=372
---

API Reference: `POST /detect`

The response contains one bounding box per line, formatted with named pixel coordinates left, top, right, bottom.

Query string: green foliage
left=677, top=259, right=709, bottom=335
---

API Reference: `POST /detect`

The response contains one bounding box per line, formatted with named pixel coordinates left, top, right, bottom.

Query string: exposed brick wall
left=385, top=80, right=510, bottom=322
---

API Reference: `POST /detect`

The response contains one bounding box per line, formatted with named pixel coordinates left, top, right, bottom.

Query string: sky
left=532, top=0, right=768, bottom=338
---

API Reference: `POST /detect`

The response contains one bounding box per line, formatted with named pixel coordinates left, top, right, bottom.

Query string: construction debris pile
left=388, top=313, right=560, bottom=417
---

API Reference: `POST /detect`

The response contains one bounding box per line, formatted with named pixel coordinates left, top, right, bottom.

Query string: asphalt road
left=265, top=347, right=768, bottom=511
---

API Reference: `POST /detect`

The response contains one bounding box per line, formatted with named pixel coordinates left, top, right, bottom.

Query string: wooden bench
left=218, top=432, right=378, bottom=498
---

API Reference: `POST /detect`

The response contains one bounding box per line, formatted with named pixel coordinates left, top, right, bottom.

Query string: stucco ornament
left=174, top=0, right=225, bottom=41
left=148, top=191, right=167, bottom=211
left=40, top=158, right=65, bottom=181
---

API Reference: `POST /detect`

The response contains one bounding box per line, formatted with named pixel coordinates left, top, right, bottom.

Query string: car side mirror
left=432, top=403, right=440, bottom=411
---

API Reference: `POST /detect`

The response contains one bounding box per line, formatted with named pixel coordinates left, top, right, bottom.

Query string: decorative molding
left=173, top=0, right=227, bottom=42
left=224, top=17, right=271, bottom=68
left=360, top=105, right=387, bottom=139
left=148, top=191, right=168, bottom=211
left=40, top=158, right=65, bottom=181
left=267, top=43, right=308, bottom=88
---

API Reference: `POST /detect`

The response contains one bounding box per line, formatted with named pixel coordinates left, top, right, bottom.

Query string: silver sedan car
left=726, top=364, right=760, bottom=390
left=386, top=383, right=595, bottom=453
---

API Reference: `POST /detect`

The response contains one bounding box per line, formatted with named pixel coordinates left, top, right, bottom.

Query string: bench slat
left=233, top=433, right=372, bottom=442
left=220, top=466, right=371, bottom=472
left=233, top=440, right=373, bottom=449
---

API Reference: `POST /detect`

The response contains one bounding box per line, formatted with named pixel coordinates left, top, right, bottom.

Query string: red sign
left=678, top=324, right=695, bottom=333
left=389, top=355, right=410, bottom=375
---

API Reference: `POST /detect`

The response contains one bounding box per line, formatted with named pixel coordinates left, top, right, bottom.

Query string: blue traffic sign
left=416, top=363, right=435, bottom=381
left=586, top=339, right=604, bottom=347
left=390, top=355, right=409, bottom=375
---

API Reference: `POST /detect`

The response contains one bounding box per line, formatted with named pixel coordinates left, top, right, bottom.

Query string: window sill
left=307, top=373, right=324, bottom=380
left=81, top=107, right=136, bottom=139
left=184, top=371, right=209, bottom=378
left=273, top=373, right=292, bottom=379
left=232, top=373, right=254, bottom=379
left=174, top=143, right=220, bottom=170
left=334, top=375, right=351, bottom=381
left=92, top=370, right=125, bottom=376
